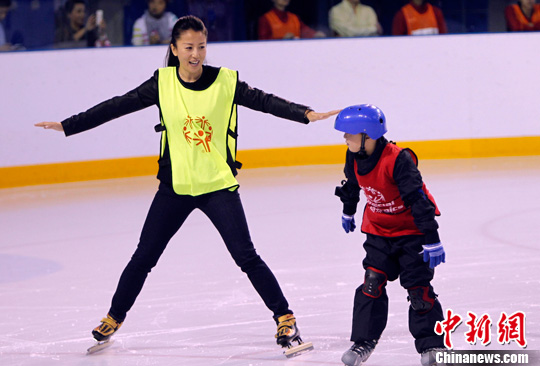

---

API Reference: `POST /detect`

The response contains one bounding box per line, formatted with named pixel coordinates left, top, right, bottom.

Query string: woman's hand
left=34, top=122, right=64, bottom=132
left=306, top=109, right=341, bottom=122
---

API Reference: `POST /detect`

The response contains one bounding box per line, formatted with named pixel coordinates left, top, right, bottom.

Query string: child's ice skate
left=341, top=339, right=378, bottom=366
left=87, top=314, right=122, bottom=354
left=420, top=348, right=454, bottom=366
left=275, top=314, right=313, bottom=358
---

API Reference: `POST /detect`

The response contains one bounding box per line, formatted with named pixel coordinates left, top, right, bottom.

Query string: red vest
left=354, top=143, right=439, bottom=237
left=511, top=4, right=540, bottom=29
left=263, top=10, right=301, bottom=39
left=402, top=3, right=439, bottom=35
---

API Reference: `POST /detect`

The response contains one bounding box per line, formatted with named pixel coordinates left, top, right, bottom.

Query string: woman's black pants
left=108, top=183, right=291, bottom=322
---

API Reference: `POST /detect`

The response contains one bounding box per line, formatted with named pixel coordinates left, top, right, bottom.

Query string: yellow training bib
left=157, top=67, right=239, bottom=196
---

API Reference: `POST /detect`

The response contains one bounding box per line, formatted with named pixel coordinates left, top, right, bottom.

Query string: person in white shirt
left=132, top=0, right=178, bottom=46
left=329, top=0, right=382, bottom=37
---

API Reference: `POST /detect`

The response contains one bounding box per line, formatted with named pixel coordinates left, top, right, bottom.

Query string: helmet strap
left=358, top=133, right=368, bottom=157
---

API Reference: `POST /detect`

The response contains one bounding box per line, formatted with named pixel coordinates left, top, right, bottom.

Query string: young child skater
left=333, top=104, right=450, bottom=366
left=35, top=15, right=339, bottom=355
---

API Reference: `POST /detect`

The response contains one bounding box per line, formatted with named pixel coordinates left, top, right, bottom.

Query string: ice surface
left=1, top=157, right=539, bottom=366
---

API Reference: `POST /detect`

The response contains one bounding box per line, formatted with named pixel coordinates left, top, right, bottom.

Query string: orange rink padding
left=1, top=136, right=539, bottom=189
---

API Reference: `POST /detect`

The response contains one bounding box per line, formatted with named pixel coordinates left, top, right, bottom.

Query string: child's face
left=344, top=133, right=377, bottom=155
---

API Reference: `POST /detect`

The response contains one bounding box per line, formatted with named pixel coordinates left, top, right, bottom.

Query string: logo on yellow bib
left=183, top=115, right=213, bottom=152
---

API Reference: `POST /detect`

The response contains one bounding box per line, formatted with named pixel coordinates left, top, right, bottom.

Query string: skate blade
left=87, top=339, right=114, bottom=354
left=284, top=341, right=314, bottom=358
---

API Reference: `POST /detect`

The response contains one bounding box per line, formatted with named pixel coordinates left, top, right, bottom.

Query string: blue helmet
left=334, top=104, right=387, bottom=139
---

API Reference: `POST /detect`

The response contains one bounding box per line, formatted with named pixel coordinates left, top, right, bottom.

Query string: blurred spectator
left=392, top=0, right=447, bottom=36
left=132, top=0, right=177, bottom=46
left=505, top=0, right=540, bottom=31
left=329, top=0, right=382, bottom=37
left=0, top=0, right=11, bottom=51
left=0, top=0, right=9, bottom=51
left=55, top=0, right=106, bottom=48
left=187, top=0, right=240, bottom=42
left=258, top=0, right=325, bottom=40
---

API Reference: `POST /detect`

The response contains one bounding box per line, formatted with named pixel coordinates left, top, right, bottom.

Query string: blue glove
left=422, top=243, right=446, bottom=269
left=342, top=214, right=356, bottom=233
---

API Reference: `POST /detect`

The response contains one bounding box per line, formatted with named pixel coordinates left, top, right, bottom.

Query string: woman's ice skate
left=86, top=314, right=122, bottom=354
left=275, top=314, right=314, bottom=358
left=87, top=339, right=115, bottom=354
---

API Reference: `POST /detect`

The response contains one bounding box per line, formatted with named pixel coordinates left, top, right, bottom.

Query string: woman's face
left=68, top=3, right=86, bottom=27
left=171, top=30, right=207, bottom=79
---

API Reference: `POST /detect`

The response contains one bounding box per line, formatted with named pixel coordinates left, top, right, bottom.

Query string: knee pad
left=407, top=286, right=437, bottom=313
left=362, top=267, right=387, bottom=298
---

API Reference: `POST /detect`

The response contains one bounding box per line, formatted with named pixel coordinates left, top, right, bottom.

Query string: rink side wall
left=1, top=32, right=539, bottom=188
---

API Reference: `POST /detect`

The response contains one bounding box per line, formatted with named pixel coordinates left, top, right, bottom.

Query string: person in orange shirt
left=258, top=0, right=325, bottom=40
left=505, top=0, right=540, bottom=31
left=392, top=0, right=447, bottom=36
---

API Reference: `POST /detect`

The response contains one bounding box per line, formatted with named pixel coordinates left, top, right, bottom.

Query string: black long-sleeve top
left=61, top=65, right=311, bottom=184
left=336, top=137, right=440, bottom=244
